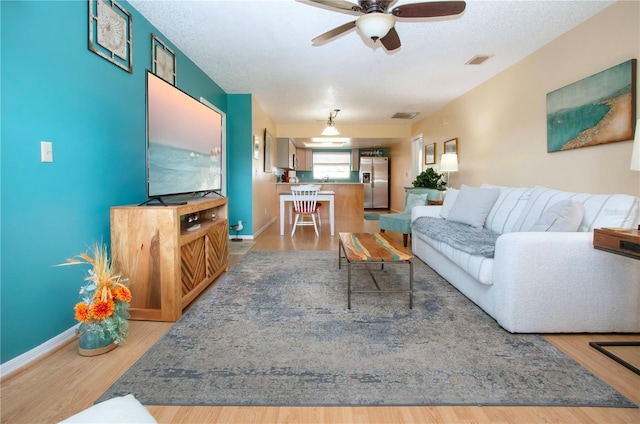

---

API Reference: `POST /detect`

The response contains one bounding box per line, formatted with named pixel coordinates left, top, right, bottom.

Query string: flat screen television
left=145, top=71, right=223, bottom=203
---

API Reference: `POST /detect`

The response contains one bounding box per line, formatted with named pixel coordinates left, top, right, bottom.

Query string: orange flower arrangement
left=59, top=243, right=131, bottom=344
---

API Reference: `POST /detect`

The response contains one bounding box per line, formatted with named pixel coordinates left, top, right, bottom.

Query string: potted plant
left=58, top=243, right=131, bottom=356
left=412, top=168, right=446, bottom=190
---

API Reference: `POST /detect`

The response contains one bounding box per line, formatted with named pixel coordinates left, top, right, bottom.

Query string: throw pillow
left=404, top=193, right=429, bottom=212
left=59, top=394, right=157, bottom=423
left=439, top=188, right=459, bottom=219
left=446, top=185, right=501, bottom=228
left=528, top=199, right=584, bottom=232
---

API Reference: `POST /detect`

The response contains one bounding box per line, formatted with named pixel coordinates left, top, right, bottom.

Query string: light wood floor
left=2, top=217, right=639, bottom=423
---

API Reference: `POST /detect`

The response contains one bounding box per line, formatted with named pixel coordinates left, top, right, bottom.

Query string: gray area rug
left=99, top=251, right=636, bottom=407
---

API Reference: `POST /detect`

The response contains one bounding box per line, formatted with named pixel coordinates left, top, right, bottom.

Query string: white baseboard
left=254, top=217, right=277, bottom=238
left=0, top=324, right=79, bottom=379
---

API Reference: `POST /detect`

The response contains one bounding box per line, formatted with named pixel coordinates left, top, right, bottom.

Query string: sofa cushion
left=412, top=216, right=500, bottom=257
left=446, top=185, right=500, bottom=228
left=414, top=230, right=495, bottom=285
left=481, top=185, right=534, bottom=234
left=59, top=394, right=157, bottom=423
left=529, top=199, right=584, bottom=232
left=439, top=188, right=459, bottom=219
left=512, top=186, right=639, bottom=232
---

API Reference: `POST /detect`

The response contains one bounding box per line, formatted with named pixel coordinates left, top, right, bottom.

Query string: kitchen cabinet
left=276, top=138, right=297, bottom=169
left=351, top=149, right=359, bottom=171
left=297, top=148, right=312, bottom=171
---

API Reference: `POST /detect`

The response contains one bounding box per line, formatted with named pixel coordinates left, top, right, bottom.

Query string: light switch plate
left=41, top=141, right=53, bottom=162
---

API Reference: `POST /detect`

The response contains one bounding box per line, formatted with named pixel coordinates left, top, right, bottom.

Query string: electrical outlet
left=41, top=141, right=53, bottom=162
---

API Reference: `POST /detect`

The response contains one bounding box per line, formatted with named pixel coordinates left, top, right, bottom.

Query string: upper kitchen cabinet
left=351, top=149, right=359, bottom=171
left=277, top=138, right=297, bottom=170
left=297, top=148, right=312, bottom=171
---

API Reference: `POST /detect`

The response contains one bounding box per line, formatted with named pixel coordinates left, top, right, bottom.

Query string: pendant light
left=321, top=109, right=340, bottom=136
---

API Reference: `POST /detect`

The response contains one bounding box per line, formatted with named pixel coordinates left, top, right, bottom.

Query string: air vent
left=392, top=112, right=419, bottom=120
left=466, top=55, right=491, bottom=65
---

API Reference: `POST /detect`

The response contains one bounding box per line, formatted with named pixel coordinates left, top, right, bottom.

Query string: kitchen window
left=312, top=152, right=351, bottom=180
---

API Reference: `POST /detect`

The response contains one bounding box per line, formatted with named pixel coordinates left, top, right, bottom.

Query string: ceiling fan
left=309, top=0, right=466, bottom=51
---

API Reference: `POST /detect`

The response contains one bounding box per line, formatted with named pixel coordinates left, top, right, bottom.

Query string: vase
left=77, top=324, right=118, bottom=357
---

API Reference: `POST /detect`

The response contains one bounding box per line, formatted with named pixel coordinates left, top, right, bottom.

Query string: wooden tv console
left=110, top=197, right=229, bottom=321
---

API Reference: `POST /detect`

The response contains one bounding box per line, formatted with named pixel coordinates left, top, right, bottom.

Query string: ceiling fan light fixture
left=356, top=13, right=395, bottom=41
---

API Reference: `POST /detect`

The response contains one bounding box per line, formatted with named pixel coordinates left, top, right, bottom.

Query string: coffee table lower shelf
left=338, top=232, right=414, bottom=309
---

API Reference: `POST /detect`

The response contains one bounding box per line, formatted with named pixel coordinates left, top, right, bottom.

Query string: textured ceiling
left=129, top=0, right=613, bottom=131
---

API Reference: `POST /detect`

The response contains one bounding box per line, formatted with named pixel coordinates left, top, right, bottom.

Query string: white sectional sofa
left=410, top=184, right=640, bottom=333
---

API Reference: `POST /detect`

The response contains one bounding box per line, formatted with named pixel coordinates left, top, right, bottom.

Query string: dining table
left=279, top=190, right=335, bottom=236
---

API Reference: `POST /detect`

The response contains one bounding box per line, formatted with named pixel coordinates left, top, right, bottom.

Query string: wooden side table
left=593, top=227, right=640, bottom=259
left=591, top=227, right=640, bottom=375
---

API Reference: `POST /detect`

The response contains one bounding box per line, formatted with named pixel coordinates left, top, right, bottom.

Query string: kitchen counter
left=276, top=183, right=364, bottom=220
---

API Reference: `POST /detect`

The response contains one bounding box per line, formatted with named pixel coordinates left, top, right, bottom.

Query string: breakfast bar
left=279, top=190, right=335, bottom=236
left=276, top=182, right=365, bottom=236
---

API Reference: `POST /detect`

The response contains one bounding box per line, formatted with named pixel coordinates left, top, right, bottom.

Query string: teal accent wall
left=226, top=95, right=253, bottom=232
left=0, top=1, right=245, bottom=364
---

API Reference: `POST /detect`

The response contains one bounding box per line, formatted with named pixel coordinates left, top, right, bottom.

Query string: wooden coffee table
left=338, top=232, right=414, bottom=309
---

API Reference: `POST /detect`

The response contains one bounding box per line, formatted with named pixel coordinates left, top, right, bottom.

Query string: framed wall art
left=88, top=0, right=133, bottom=73
left=151, top=34, right=176, bottom=85
left=253, top=135, right=260, bottom=160
left=547, top=59, right=636, bottom=152
left=264, top=129, right=273, bottom=172
left=424, top=143, right=435, bottom=165
left=444, top=138, right=457, bottom=155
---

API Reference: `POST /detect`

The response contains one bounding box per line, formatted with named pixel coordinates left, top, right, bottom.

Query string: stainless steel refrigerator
left=360, top=157, right=389, bottom=209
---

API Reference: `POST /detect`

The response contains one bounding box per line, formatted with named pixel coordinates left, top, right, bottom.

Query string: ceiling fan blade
left=391, top=1, right=466, bottom=18
left=312, top=20, right=357, bottom=44
left=380, top=27, right=401, bottom=51
left=307, top=0, right=362, bottom=13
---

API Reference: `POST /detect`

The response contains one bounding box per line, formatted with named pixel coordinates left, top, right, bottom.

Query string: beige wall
left=251, top=96, right=279, bottom=235
left=408, top=1, right=639, bottom=197
left=388, top=138, right=414, bottom=212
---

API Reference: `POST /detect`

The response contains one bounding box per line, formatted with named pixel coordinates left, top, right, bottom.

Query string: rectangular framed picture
left=424, top=143, right=435, bottom=165
left=253, top=135, right=260, bottom=160
left=263, top=129, right=273, bottom=172
left=546, top=59, right=636, bottom=152
left=444, top=138, right=457, bottom=154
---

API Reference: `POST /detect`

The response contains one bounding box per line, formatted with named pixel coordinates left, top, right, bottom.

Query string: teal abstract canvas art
left=547, top=59, right=636, bottom=152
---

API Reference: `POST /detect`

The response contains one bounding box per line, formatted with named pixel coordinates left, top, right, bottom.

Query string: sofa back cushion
left=528, top=199, right=584, bottom=232
left=482, top=185, right=534, bottom=234
left=439, top=188, right=459, bottom=219
left=446, top=185, right=500, bottom=228
left=512, top=186, right=639, bottom=232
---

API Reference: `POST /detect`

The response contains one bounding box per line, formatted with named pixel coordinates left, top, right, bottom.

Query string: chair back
left=291, top=185, right=319, bottom=214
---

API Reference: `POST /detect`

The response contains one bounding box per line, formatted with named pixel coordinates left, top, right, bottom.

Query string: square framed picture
left=424, top=143, right=435, bottom=165
left=88, top=0, right=133, bottom=73
left=151, top=34, right=176, bottom=85
left=444, top=138, right=458, bottom=155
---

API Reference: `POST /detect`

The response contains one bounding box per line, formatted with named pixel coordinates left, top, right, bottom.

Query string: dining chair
left=308, top=185, right=322, bottom=226
left=290, top=185, right=320, bottom=237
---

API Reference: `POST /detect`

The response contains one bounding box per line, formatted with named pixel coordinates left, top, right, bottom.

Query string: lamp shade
left=631, top=119, right=640, bottom=171
left=321, top=123, right=340, bottom=136
left=440, top=153, right=459, bottom=172
left=355, top=13, right=395, bottom=40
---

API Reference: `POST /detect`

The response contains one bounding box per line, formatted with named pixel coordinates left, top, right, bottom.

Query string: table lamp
left=440, top=153, right=459, bottom=188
